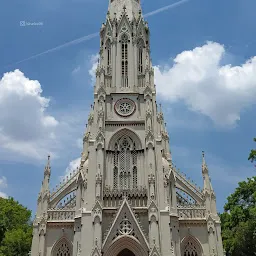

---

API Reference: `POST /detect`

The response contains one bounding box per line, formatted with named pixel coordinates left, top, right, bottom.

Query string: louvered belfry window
left=121, top=34, right=129, bottom=87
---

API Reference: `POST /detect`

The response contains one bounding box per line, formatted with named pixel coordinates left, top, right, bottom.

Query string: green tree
left=0, top=197, right=32, bottom=255
left=220, top=177, right=256, bottom=256
left=0, top=227, right=33, bottom=256
left=248, top=137, right=256, bottom=163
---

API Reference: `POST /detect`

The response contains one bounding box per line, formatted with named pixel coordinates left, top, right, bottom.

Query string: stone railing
left=47, top=208, right=75, bottom=222
left=103, top=186, right=148, bottom=208
left=177, top=206, right=206, bottom=220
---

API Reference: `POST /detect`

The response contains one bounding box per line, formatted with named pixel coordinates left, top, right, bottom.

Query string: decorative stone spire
left=42, top=155, right=51, bottom=193
left=202, top=151, right=211, bottom=193
left=44, top=155, right=51, bottom=177
left=108, top=0, right=142, bottom=21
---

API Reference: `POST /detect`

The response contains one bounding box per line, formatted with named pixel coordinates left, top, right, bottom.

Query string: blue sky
left=0, top=0, right=255, bottom=215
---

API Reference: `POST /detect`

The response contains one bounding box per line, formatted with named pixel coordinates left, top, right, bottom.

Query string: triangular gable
left=102, top=198, right=149, bottom=251
left=144, top=86, right=153, bottom=99
left=117, top=13, right=132, bottom=36
left=148, top=200, right=158, bottom=222
left=76, top=169, right=86, bottom=184
left=136, top=19, right=147, bottom=42
left=104, top=19, right=113, bottom=39
left=149, top=244, right=161, bottom=256
left=91, top=246, right=101, bottom=256
left=92, top=200, right=102, bottom=213
left=97, top=86, right=106, bottom=97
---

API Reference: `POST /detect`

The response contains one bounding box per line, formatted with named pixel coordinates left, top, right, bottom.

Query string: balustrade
left=48, top=209, right=75, bottom=221
left=177, top=207, right=206, bottom=219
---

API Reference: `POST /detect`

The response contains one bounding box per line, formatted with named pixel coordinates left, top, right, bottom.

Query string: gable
left=102, top=199, right=149, bottom=251
left=117, top=14, right=132, bottom=37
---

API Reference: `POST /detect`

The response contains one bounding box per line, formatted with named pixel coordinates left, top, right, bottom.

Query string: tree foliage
left=0, top=197, right=32, bottom=255
left=220, top=176, right=256, bottom=256
left=248, top=137, right=256, bottom=163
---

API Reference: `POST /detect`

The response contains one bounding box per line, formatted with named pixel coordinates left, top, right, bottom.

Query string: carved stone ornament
left=114, top=98, right=136, bottom=117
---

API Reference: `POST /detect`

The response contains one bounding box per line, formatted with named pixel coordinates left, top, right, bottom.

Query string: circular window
left=115, top=98, right=135, bottom=117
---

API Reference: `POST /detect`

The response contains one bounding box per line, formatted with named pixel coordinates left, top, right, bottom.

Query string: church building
left=31, top=0, right=225, bottom=255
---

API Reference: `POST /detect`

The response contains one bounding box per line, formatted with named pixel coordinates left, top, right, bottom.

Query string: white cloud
left=0, top=176, right=8, bottom=198
left=88, top=54, right=99, bottom=86
left=0, top=69, right=58, bottom=160
left=154, top=41, right=256, bottom=127
left=62, top=157, right=81, bottom=180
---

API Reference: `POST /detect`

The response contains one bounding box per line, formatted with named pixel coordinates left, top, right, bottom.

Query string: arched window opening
left=182, top=238, right=201, bottom=256
left=137, top=39, right=144, bottom=74
left=121, top=34, right=129, bottom=87
left=106, top=39, right=111, bottom=66
left=114, top=167, right=118, bottom=189
left=112, top=136, right=138, bottom=189
left=133, top=167, right=137, bottom=188
left=52, top=239, right=72, bottom=256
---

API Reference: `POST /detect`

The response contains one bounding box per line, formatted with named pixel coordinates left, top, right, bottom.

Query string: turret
left=36, top=155, right=51, bottom=218
left=202, top=151, right=217, bottom=217
left=31, top=155, right=51, bottom=256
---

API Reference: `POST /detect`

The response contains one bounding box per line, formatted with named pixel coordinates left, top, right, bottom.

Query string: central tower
left=77, top=0, right=173, bottom=255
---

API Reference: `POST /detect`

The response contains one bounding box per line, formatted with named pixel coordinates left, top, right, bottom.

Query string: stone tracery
left=52, top=238, right=72, bottom=256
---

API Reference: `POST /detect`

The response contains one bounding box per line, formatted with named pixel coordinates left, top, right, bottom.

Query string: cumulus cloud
left=61, top=157, right=81, bottom=180
left=0, top=176, right=8, bottom=198
left=88, top=54, right=99, bottom=86
left=154, top=41, right=256, bottom=127
left=0, top=69, right=58, bottom=160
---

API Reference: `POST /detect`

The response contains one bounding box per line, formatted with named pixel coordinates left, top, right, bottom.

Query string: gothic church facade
left=31, top=0, right=224, bottom=255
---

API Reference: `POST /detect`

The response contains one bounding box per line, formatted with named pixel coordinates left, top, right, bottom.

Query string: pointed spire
left=108, top=0, right=142, bottom=21
left=44, top=155, right=51, bottom=177
left=159, top=103, right=163, bottom=113
left=202, top=151, right=214, bottom=193
left=202, top=151, right=208, bottom=175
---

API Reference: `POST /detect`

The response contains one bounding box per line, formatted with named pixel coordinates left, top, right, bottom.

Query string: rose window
left=115, top=98, right=135, bottom=117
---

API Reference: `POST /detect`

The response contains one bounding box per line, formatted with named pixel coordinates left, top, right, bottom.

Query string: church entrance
left=117, top=249, right=135, bottom=256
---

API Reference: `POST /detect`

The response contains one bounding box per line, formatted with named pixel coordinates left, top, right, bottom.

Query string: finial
left=123, top=5, right=126, bottom=10
left=44, top=154, right=51, bottom=176
left=159, top=103, right=162, bottom=112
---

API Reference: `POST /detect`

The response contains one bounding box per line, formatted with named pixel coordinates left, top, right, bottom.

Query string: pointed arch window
left=112, top=136, right=138, bottom=189
left=52, top=238, right=72, bottom=256
left=106, top=39, right=111, bottom=66
left=181, top=237, right=202, bottom=256
left=121, top=34, right=129, bottom=88
left=137, top=39, right=144, bottom=74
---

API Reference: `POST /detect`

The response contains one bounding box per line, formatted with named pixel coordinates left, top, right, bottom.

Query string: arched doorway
left=117, top=249, right=135, bottom=256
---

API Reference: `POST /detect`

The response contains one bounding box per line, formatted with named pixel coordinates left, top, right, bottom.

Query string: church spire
left=108, top=0, right=142, bottom=21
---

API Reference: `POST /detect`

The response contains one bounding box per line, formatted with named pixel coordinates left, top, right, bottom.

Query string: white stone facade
left=31, top=1, right=224, bottom=255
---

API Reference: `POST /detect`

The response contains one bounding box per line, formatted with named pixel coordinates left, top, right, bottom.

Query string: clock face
left=114, top=98, right=136, bottom=117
